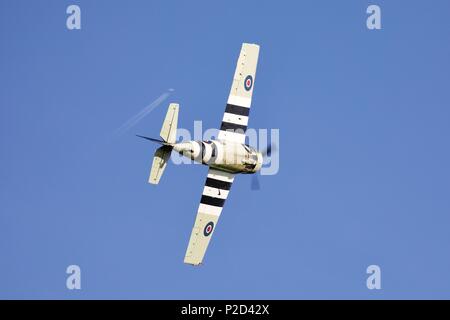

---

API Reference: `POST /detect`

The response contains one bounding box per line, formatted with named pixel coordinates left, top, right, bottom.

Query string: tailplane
left=148, top=146, right=172, bottom=184
left=160, top=103, right=179, bottom=144
left=137, top=103, right=179, bottom=185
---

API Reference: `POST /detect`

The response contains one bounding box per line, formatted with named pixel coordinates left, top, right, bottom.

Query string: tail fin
left=160, top=103, right=179, bottom=144
left=148, top=146, right=172, bottom=185
left=143, top=103, right=179, bottom=185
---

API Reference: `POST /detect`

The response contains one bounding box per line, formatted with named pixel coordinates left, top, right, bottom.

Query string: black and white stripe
left=218, top=98, right=252, bottom=143
left=220, top=121, right=247, bottom=132
left=200, top=195, right=226, bottom=207
left=205, top=177, right=232, bottom=190
left=198, top=169, right=235, bottom=216
left=220, top=103, right=250, bottom=132
left=225, top=104, right=250, bottom=117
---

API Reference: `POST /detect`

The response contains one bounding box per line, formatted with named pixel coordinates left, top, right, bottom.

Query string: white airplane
left=138, top=43, right=271, bottom=265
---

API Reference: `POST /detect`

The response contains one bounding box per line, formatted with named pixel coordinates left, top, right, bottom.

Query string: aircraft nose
left=254, top=152, right=263, bottom=172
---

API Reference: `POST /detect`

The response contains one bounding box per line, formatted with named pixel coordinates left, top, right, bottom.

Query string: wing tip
left=184, top=256, right=203, bottom=266
left=243, top=42, right=260, bottom=47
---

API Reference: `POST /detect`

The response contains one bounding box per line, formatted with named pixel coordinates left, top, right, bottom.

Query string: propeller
left=250, top=142, right=277, bottom=191
left=261, top=143, right=273, bottom=157
left=251, top=174, right=261, bottom=191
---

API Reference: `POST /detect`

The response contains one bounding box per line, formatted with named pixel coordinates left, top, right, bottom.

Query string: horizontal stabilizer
left=160, top=103, right=179, bottom=144
left=149, top=146, right=172, bottom=185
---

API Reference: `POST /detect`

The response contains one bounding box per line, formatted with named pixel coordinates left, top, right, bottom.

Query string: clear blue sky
left=1, top=0, right=450, bottom=299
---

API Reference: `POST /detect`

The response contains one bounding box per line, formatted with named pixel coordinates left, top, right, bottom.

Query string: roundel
left=244, top=75, right=253, bottom=91
left=203, top=221, right=214, bottom=237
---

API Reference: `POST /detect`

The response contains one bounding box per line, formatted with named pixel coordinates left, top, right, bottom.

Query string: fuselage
left=172, top=140, right=263, bottom=174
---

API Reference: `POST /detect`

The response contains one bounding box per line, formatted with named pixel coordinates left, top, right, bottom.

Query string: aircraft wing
left=218, top=43, right=260, bottom=144
left=184, top=168, right=235, bottom=265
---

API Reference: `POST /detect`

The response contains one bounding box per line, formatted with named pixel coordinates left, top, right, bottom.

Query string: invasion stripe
left=205, top=178, right=232, bottom=190
left=207, top=168, right=235, bottom=182
left=220, top=121, right=247, bottom=132
left=225, top=104, right=250, bottom=116
left=200, top=195, right=226, bottom=207
left=202, top=186, right=229, bottom=199
left=222, top=113, right=248, bottom=126
left=228, top=95, right=251, bottom=108
left=218, top=130, right=246, bottom=143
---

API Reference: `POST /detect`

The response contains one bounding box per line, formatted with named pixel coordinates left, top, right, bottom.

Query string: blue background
left=1, top=0, right=450, bottom=299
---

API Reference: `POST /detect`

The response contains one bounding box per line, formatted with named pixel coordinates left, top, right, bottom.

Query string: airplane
left=138, top=43, right=271, bottom=265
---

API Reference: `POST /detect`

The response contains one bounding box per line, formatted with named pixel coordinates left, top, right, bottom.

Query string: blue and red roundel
left=204, top=221, right=214, bottom=237
left=244, top=75, right=253, bottom=91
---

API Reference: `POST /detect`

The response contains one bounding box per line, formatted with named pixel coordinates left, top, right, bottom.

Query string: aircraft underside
left=172, top=140, right=263, bottom=174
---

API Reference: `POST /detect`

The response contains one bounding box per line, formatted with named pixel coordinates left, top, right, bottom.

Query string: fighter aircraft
left=138, top=43, right=271, bottom=265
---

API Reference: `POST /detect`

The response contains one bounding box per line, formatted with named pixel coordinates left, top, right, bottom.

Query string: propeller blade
left=264, top=145, right=272, bottom=157
left=261, top=142, right=277, bottom=157
left=251, top=174, right=261, bottom=191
